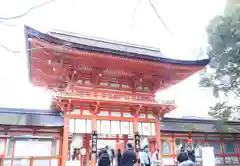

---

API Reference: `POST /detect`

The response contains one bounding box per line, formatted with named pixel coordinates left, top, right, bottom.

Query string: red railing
left=55, top=88, right=175, bottom=105
left=56, top=90, right=154, bottom=102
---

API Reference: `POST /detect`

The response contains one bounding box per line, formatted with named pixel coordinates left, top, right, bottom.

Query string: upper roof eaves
left=25, top=25, right=210, bottom=66
left=49, top=29, right=164, bottom=59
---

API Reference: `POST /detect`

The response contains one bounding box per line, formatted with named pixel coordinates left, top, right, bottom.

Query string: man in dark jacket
left=117, top=148, right=122, bottom=166
left=120, top=143, right=137, bottom=166
left=98, top=149, right=111, bottom=166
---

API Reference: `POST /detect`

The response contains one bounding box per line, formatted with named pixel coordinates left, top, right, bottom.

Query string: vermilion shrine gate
left=24, top=25, right=209, bottom=166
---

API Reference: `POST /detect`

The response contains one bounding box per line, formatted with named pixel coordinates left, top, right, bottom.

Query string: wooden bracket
left=131, top=73, right=143, bottom=92
left=90, top=101, right=100, bottom=115
left=153, top=108, right=162, bottom=118
left=152, top=75, right=162, bottom=92
left=91, top=68, right=103, bottom=85
left=58, top=99, right=73, bottom=113
left=131, top=104, right=143, bottom=117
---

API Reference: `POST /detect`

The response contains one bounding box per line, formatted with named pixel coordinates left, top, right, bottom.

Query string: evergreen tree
left=200, top=1, right=240, bottom=119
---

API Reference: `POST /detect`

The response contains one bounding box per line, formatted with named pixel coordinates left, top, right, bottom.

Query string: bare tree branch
left=148, top=0, right=174, bottom=36
left=0, top=0, right=54, bottom=20
left=132, top=0, right=142, bottom=21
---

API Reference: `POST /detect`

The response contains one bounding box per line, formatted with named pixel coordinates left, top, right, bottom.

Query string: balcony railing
left=55, top=89, right=175, bottom=105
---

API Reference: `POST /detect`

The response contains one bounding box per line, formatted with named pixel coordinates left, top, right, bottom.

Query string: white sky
left=0, top=0, right=226, bottom=117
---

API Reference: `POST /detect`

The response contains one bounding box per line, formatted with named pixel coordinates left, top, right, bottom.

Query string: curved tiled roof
left=161, top=117, right=240, bottom=134
left=24, top=25, right=210, bottom=66
left=0, top=107, right=63, bottom=127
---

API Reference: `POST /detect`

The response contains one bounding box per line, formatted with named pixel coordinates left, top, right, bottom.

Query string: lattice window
left=0, top=139, right=6, bottom=156
left=14, top=139, right=53, bottom=157
left=122, top=84, right=130, bottom=88
left=224, top=142, right=235, bottom=154
left=100, top=120, right=110, bottom=134
left=162, top=140, right=172, bottom=155
left=84, top=80, right=90, bottom=85
left=207, top=142, right=222, bottom=154
left=121, top=121, right=131, bottom=135
left=100, top=82, right=108, bottom=86
left=139, top=113, right=145, bottom=118
left=51, top=139, right=60, bottom=155
left=224, top=156, right=239, bottom=164
left=109, top=83, right=120, bottom=88
left=6, top=138, right=14, bottom=157
left=110, top=112, right=121, bottom=117
left=110, top=121, right=120, bottom=135
left=98, top=111, right=109, bottom=116
left=215, top=156, right=224, bottom=164
left=76, top=80, right=83, bottom=84
left=136, top=86, right=142, bottom=90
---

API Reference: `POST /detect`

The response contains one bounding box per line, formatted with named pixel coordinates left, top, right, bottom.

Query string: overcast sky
left=0, top=0, right=226, bottom=117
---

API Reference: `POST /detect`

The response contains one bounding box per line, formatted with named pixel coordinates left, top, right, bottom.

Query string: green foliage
left=201, top=5, right=240, bottom=119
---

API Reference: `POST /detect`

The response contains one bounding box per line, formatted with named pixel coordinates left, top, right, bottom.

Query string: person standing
left=177, top=148, right=188, bottom=164
left=72, top=148, right=80, bottom=160
left=120, top=143, right=137, bottom=166
left=106, top=145, right=114, bottom=166
left=139, top=145, right=151, bottom=166
left=187, top=145, right=196, bottom=164
left=151, top=148, right=162, bottom=166
left=117, top=148, right=122, bottom=166
left=177, top=147, right=195, bottom=166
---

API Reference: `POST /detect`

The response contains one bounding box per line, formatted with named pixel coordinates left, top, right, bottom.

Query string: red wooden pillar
left=10, top=138, right=16, bottom=166
left=123, top=135, right=128, bottom=148
left=155, top=116, right=161, bottom=152
left=60, top=100, right=72, bottom=166
left=91, top=115, right=97, bottom=166
left=116, top=134, right=120, bottom=144
left=171, top=134, right=176, bottom=162
left=148, top=139, right=155, bottom=153
left=61, top=112, right=70, bottom=166
left=30, top=158, right=33, bottom=166
left=84, top=134, right=91, bottom=166
left=133, top=116, right=138, bottom=148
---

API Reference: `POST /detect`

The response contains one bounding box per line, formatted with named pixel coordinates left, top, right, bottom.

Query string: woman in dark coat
left=98, top=149, right=111, bottom=166
left=117, top=148, right=122, bottom=166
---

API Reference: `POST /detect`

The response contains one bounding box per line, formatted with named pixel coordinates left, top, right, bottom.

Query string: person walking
left=120, top=143, right=137, bottom=166
left=98, top=149, right=111, bottom=166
